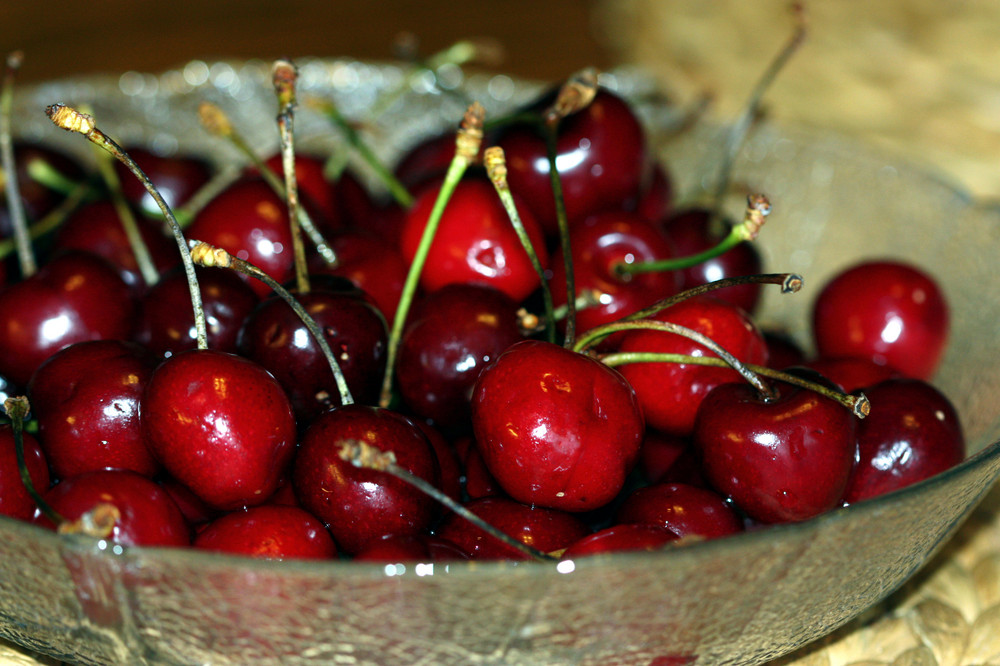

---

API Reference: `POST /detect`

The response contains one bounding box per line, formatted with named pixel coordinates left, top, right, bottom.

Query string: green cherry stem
left=1, top=51, right=36, bottom=278
left=272, top=59, right=310, bottom=295
left=378, top=101, right=485, bottom=409
left=47, top=103, right=208, bottom=349
left=3, top=397, right=63, bottom=525
left=190, top=240, right=354, bottom=406
left=599, top=352, right=870, bottom=419
left=25, top=156, right=84, bottom=195
left=484, top=145, right=556, bottom=343
left=336, top=438, right=554, bottom=562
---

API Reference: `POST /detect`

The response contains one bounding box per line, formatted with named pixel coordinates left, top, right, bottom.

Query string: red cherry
left=0, top=425, right=50, bottom=521
left=812, top=260, right=948, bottom=380
left=112, top=147, right=212, bottom=216
left=638, top=430, right=706, bottom=487
left=617, top=295, right=769, bottom=437
left=497, top=88, right=648, bottom=235
left=636, top=162, right=673, bottom=223
left=843, top=378, right=965, bottom=504
left=353, top=533, right=468, bottom=562
left=435, top=496, right=590, bottom=560
left=763, top=329, right=806, bottom=370
left=471, top=340, right=644, bottom=511
left=292, top=405, right=439, bottom=554
left=454, top=436, right=505, bottom=501
left=260, top=153, right=343, bottom=230
left=561, top=523, right=677, bottom=559
left=187, top=178, right=295, bottom=298
left=694, top=381, right=857, bottom=524
left=400, top=176, right=549, bottom=302
left=416, top=422, right=463, bottom=505
left=0, top=142, right=85, bottom=237
left=803, top=356, right=901, bottom=393
left=28, top=340, right=159, bottom=479
left=616, top=482, right=743, bottom=540
left=141, top=350, right=297, bottom=510
left=34, top=469, right=190, bottom=547
left=0, top=251, right=135, bottom=387
left=194, top=505, right=337, bottom=560
left=309, top=230, right=406, bottom=325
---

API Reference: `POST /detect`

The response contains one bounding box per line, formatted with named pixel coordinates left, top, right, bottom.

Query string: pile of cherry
left=0, top=68, right=964, bottom=563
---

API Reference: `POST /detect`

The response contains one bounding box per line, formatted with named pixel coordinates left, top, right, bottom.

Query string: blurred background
left=5, top=0, right=1000, bottom=197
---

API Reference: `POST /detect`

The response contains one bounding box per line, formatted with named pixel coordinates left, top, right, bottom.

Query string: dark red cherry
left=28, top=340, right=159, bottom=479
left=435, top=496, right=590, bottom=560
left=134, top=266, right=259, bottom=359
left=694, top=381, right=857, bottom=524
left=561, top=523, right=677, bottom=559
left=471, top=340, right=644, bottom=512
left=0, top=251, right=135, bottom=387
left=260, top=153, right=342, bottom=230
left=400, top=176, right=549, bottom=302
left=238, top=282, right=387, bottom=422
left=187, top=178, right=294, bottom=298
left=416, top=422, right=463, bottom=505
left=0, top=142, right=86, bottom=237
left=843, top=378, right=964, bottom=504
left=194, top=504, right=337, bottom=560
left=113, top=147, right=212, bottom=216
left=803, top=356, right=901, bottom=393
left=616, top=482, right=743, bottom=540
left=454, top=436, right=504, bottom=501
left=638, top=430, right=702, bottom=486
left=661, top=208, right=763, bottom=315
left=636, top=162, right=673, bottom=223
left=763, top=329, right=807, bottom=370
left=34, top=469, right=190, bottom=547
left=0, top=425, right=50, bottom=521
left=812, top=260, right=948, bottom=380
left=292, top=405, right=439, bottom=554
left=548, top=210, right=680, bottom=342
left=353, top=533, right=468, bottom=562
left=334, top=169, right=379, bottom=229
left=159, top=476, right=221, bottom=527
left=618, top=295, right=768, bottom=437
left=497, top=88, right=648, bottom=236
left=141, top=350, right=297, bottom=510
left=397, top=284, right=523, bottom=426
left=394, top=130, right=480, bottom=192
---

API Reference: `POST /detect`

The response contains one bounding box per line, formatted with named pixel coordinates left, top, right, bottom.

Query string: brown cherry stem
left=3, top=397, right=62, bottom=525
left=336, top=438, right=554, bottom=562
left=484, top=145, right=555, bottom=343
left=378, top=102, right=485, bottom=409
left=189, top=240, right=354, bottom=406
left=272, top=59, right=310, bottom=295
left=599, top=352, right=870, bottom=418
left=1, top=51, right=36, bottom=278
left=47, top=104, right=208, bottom=349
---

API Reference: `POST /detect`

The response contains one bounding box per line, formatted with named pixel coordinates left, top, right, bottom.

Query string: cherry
left=415, top=422, right=463, bottom=505
left=292, top=404, right=440, bottom=554
left=400, top=176, right=549, bottom=303
left=112, top=147, right=212, bottom=216
left=396, top=283, right=523, bottom=426
left=636, top=162, right=673, bottom=224
left=0, top=251, right=135, bottom=387
left=561, top=523, right=677, bottom=559
left=843, top=378, right=965, bottom=504
left=193, top=504, right=337, bottom=560
left=694, top=380, right=857, bottom=524
left=763, top=329, right=806, bottom=370
left=548, top=210, right=680, bottom=342
left=353, top=533, right=468, bottom=562
left=186, top=178, right=295, bottom=298
left=660, top=208, right=763, bottom=315
left=159, top=476, right=221, bottom=527
left=0, top=425, right=50, bottom=521
left=238, top=280, right=387, bottom=422
left=638, top=430, right=706, bottom=487
left=0, top=142, right=86, bottom=237
left=141, top=349, right=297, bottom=510
left=33, top=469, right=190, bottom=547
left=133, top=266, right=259, bottom=359
left=812, top=260, right=948, bottom=380
left=28, top=340, right=159, bottom=479
left=259, top=153, right=342, bottom=230
left=616, top=482, right=743, bottom=540
left=471, top=339, right=644, bottom=512
left=803, top=356, right=900, bottom=393
left=434, top=496, right=590, bottom=560
left=496, top=88, right=648, bottom=236
left=617, top=295, right=769, bottom=437
left=454, top=435, right=504, bottom=501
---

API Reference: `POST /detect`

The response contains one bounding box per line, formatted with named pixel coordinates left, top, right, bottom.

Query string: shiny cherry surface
left=194, top=504, right=337, bottom=560
left=561, top=523, right=677, bottom=559
left=616, top=482, right=742, bottom=540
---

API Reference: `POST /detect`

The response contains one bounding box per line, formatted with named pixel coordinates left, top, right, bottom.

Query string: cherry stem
left=483, top=145, right=556, bottom=343
left=198, top=101, right=339, bottom=267
left=1, top=51, right=36, bottom=278
left=90, top=136, right=160, bottom=287
left=189, top=240, right=354, bottom=407
left=378, top=102, right=485, bottom=409
left=2, top=397, right=63, bottom=525
left=709, top=5, right=805, bottom=228
left=47, top=104, right=209, bottom=349
left=307, top=97, right=414, bottom=208
left=273, top=59, right=310, bottom=295
left=617, top=194, right=771, bottom=276
left=171, top=165, right=243, bottom=228
left=26, top=157, right=83, bottom=195
left=0, top=179, right=91, bottom=260
left=599, top=352, right=869, bottom=418
left=336, top=438, right=554, bottom=562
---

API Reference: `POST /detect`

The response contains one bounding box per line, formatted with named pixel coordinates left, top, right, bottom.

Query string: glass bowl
left=4, top=59, right=1000, bottom=666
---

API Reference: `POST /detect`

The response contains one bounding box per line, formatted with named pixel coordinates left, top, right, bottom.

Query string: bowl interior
left=3, top=60, right=1000, bottom=666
